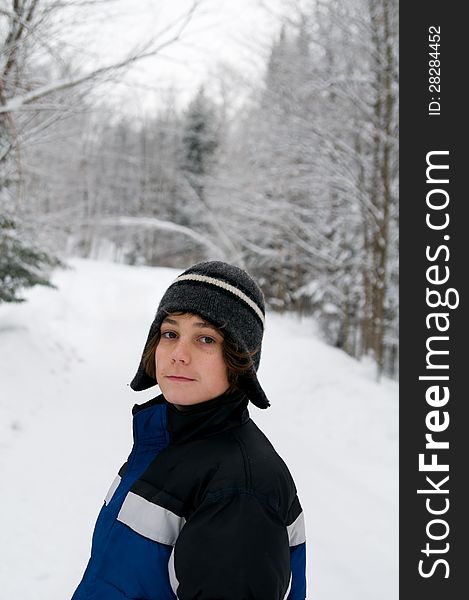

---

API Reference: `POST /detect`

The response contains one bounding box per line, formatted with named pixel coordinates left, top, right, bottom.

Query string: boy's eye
left=161, top=330, right=177, bottom=339
left=199, top=335, right=216, bottom=344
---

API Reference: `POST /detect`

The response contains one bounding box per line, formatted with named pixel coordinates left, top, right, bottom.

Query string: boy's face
left=155, top=313, right=230, bottom=408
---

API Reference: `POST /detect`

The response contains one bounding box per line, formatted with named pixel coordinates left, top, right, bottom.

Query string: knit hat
left=130, top=261, right=270, bottom=409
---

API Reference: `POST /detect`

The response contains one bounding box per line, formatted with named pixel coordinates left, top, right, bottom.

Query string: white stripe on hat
left=173, top=273, right=265, bottom=326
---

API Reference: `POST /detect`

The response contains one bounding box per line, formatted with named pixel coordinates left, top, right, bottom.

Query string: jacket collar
left=131, top=397, right=168, bottom=445
left=166, top=390, right=250, bottom=445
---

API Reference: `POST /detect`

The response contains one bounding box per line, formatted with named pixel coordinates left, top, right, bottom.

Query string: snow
left=0, top=258, right=398, bottom=599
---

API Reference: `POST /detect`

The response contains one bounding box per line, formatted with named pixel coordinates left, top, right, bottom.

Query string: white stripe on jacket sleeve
left=287, top=511, right=306, bottom=546
left=104, top=475, right=121, bottom=505
left=117, top=492, right=186, bottom=546
left=168, top=547, right=180, bottom=598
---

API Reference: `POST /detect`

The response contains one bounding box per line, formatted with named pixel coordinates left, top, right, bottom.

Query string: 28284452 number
left=428, top=26, right=440, bottom=94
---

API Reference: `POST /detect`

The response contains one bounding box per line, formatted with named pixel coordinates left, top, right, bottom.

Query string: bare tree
left=0, top=0, right=201, bottom=301
left=208, top=0, right=398, bottom=377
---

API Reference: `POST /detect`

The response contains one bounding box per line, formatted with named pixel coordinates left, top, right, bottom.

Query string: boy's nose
left=171, top=339, right=191, bottom=364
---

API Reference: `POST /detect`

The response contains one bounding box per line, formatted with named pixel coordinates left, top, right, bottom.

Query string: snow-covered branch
left=1, top=1, right=201, bottom=114
left=95, top=216, right=227, bottom=260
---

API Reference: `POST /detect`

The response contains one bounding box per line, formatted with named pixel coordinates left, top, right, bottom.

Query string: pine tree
left=176, top=86, right=220, bottom=252
left=1, top=95, right=62, bottom=303
left=0, top=2, right=62, bottom=304
left=0, top=213, right=61, bottom=303
left=181, top=87, right=219, bottom=185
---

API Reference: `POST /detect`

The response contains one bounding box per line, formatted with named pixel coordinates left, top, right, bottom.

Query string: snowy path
left=0, top=259, right=398, bottom=599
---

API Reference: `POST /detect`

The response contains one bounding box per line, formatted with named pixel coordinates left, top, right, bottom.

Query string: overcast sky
left=71, top=0, right=285, bottom=116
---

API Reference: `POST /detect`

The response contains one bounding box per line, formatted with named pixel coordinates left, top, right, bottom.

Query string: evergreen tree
left=176, top=86, right=220, bottom=250
left=181, top=87, right=219, bottom=187
left=0, top=2, right=62, bottom=304
left=1, top=96, right=62, bottom=303
left=0, top=213, right=61, bottom=303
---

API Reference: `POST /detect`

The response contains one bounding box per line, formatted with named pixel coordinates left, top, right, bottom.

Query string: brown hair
left=142, top=311, right=257, bottom=391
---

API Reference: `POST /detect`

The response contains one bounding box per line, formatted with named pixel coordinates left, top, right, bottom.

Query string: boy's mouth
left=166, top=375, right=196, bottom=382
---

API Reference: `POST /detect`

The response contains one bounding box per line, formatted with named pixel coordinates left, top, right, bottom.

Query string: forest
left=1, top=0, right=398, bottom=378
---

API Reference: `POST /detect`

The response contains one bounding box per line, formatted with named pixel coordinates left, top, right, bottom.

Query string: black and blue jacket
left=72, top=391, right=307, bottom=599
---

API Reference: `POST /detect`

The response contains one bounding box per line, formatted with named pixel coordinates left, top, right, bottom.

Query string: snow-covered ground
left=0, top=259, right=398, bottom=599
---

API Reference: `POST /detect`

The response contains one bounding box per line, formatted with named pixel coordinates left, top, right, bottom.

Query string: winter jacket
left=71, top=391, right=307, bottom=600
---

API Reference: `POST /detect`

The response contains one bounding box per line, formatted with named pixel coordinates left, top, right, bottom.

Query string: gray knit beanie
left=130, top=261, right=270, bottom=409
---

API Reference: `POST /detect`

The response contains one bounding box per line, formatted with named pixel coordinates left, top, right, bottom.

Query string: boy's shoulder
left=137, top=418, right=297, bottom=521
left=186, top=417, right=291, bottom=475
left=191, top=418, right=297, bottom=515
